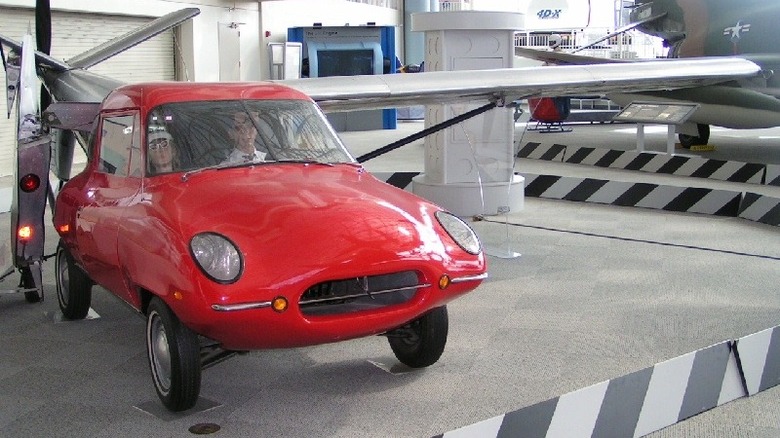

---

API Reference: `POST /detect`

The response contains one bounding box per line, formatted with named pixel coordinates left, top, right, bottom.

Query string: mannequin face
left=229, top=112, right=258, bottom=154
left=149, top=137, right=174, bottom=172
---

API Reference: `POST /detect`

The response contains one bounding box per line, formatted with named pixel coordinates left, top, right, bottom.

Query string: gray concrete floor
left=0, top=119, right=778, bottom=437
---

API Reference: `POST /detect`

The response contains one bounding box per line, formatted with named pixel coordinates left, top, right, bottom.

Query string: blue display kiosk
left=288, top=25, right=397, bottom=131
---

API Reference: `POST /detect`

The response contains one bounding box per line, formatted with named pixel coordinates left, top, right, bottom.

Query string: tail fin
left=0, top=32, right=68, bottom=72
left=2, top=36, right=21, bottom=118
left=8, top=34, right=49, bottom=301
left=67, top=8, right=200, bottom=69
left=2, top=32, right=66, bottom=118
left=0, top=8, right=199, bottom=301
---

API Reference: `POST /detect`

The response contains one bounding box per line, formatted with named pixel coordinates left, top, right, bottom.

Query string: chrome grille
left=299, top=271, right=427, bottom=316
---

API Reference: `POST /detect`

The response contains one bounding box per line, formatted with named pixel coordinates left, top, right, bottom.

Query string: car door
left=75, top=111, right=143, bottom=295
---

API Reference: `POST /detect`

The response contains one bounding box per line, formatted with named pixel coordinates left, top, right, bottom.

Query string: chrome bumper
left=211, top=272, right=486, bottom=312
left=450, top=272, right=488, bottom=284
left=211, top=301, right=272, bottom=312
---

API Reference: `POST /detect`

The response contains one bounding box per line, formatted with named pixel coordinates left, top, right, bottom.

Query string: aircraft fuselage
left=621, top=0, right=780, bottom=131
left=633, top=0, right=779, bottom=57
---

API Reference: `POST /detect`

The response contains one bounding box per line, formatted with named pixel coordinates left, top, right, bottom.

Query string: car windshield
left=146, top=99, right=354, bottom=175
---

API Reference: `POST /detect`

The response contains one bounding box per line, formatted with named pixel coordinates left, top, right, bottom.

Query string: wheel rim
left=56, top=250, right=69, bottom=307
left=401, top=323, right=421, bottom=347
left=149, top=312, right=172, bottom=394
left=393, top=321, right=422, bottom=350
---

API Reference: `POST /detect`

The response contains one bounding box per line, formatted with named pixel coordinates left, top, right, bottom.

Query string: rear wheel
left=55, top=243, right=93, bottom=319
left=388, top=306, right=449, bottom=368
left=146, top=297, right=201, bottom=412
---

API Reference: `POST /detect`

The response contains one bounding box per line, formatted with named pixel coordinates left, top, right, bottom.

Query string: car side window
left=97, top=113, right=138, bottom=176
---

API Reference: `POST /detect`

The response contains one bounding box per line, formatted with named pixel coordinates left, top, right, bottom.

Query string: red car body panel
left=53, top=82, right=486, bottom=351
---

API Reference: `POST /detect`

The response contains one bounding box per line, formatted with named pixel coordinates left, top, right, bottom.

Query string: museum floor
left=0, top=119, right=778, bottom=437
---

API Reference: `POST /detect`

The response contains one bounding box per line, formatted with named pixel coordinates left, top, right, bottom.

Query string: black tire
left=20, top=268, right=41, bottom=303
left=55, top=243, right=93, bottom=319
left=678, top=133, right=696, bottom=149
left=388, top=306, right=449, bottom=368
left=146, top=297, right=201, bottom=412
left=697, top=123, right=711, bottom=145
left=678, top=123, right=710, bottom=149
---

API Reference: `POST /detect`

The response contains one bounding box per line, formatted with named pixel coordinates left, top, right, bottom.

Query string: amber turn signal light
left=272, top=296, right=288, bottom=312
left=438, top=275, right=451, bottom=290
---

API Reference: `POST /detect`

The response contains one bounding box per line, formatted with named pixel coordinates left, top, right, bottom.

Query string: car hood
left=147, top=164, right=460, bottom=282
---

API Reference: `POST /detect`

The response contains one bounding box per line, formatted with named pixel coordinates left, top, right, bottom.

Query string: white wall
left=187, top=2, right=261, bottom=81
left=470, top=0, right=523, bottom=12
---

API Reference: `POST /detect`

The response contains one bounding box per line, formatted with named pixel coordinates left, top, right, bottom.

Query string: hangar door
left=0, top=7, right=175, bottom=178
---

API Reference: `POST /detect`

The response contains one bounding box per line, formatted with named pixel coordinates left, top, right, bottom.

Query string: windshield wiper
left=180, top=161, right=268, bottom=181
left=180, top=159, right=337, bottom=181
left=181, top=163, right=230, bottom=181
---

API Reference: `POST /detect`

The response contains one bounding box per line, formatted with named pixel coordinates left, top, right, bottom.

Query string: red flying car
left=52, top=82, right=487, bottom=411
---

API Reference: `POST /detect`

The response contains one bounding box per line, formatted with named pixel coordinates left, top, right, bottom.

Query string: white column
left=410, top=11, right=525, bottom=216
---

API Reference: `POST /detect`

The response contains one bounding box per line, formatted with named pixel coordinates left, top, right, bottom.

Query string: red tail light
left=20, top=174, right=41, bottom=193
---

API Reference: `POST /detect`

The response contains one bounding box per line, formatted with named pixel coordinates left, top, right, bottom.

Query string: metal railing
left=515, top=29, right=666, bottom=60
left=439, top=0, right=472, bottom=11
left=345, top=0, right=400, bottom=10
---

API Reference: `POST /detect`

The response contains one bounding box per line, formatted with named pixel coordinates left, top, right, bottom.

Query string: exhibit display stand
left=410, top=11, right=525, bottom=217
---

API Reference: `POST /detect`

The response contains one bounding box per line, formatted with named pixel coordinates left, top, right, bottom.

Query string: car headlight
left=190, top=232, right=243, bottom=283
left=435, top=211, right=481, bottom=255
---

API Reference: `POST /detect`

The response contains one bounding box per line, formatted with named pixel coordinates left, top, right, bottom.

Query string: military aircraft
left=515, top=0, right=780, bottom=147
left=0, top=0, right=762, bottom=411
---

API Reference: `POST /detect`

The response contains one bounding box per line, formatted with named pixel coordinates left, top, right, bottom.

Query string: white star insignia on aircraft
left=723, top=21, right=751, bottom=41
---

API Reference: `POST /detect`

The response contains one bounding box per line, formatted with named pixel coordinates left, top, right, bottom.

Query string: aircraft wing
left=514, top=46, right=625, bottom=65
left=278, top=58, right=760, bottom=112
left=66, top=8, right=200, bottom=69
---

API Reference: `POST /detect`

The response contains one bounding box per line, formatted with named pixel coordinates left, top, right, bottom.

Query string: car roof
left=101, top=81, right=312, bottom=112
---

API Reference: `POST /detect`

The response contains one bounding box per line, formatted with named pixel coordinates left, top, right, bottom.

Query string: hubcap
left=57, top=251, right=69, bottom=306
left=150, top=314, right=172, bottom=393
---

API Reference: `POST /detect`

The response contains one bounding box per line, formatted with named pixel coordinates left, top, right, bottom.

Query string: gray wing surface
left=514, top=47, right=626, bottom=65
left=278, top=58, right=760, bottom=112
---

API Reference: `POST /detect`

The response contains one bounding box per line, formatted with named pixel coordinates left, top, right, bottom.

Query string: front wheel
left=55, top=243, right=93, bottom=319
left=387, top=306, right=449, bottom=368
left=146, top=297, right=201, bottom=412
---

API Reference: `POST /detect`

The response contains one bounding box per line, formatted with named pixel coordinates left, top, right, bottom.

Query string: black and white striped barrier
left=518, top=142, right=767, bottom=185
left=372, top=172, right=780, bottom=226
left=435, top=325, right=780, bottom=438
left=739, top=192, right=780, bottom=227
left=767, top=164, right=780, bottom=187
left=737, top=326, right=780, bottom=396
left=518, top=142, right=567, bottom=162
left=523, top=173, right=743, bottom=217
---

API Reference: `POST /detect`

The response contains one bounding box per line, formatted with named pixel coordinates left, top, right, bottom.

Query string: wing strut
left=356, top=101, right=499, bottom=163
